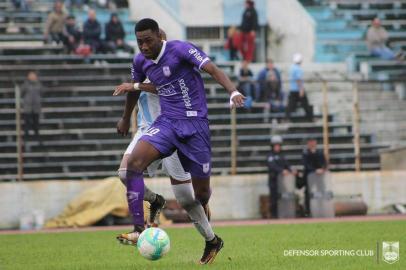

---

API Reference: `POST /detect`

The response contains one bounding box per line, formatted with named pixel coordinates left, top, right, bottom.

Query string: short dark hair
left=135, top=18, right=159, bottom=33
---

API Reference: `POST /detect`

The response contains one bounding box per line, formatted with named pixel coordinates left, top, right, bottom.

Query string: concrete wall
left=179, top=0, right=223, bottom=26
left=1, top=171, right=405, bottom=229
left=380, top=147, right=406, bottom=170
left=128, top=0, right=185, bottom=40
left=267, top=0, right=316, bottom=62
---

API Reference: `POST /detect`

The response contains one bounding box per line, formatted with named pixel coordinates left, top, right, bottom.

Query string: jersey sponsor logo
left=202, top=162, right=210, bottom=174
left=157, top=82, right=177, bottom=96
left=186, top=111, right=197, bottom=117
left=163, top=66, right=171, bottom=77
left=188, top=47, right=204, bottom=63
left=144, top=127, right=160, bottom=137
left=178, top=79, right=192, bottom=110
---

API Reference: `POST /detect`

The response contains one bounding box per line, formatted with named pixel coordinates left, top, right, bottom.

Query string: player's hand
left=117, top=117, right=131, bottom=136
left=230, top=90, right=245, bottom=108
left=113, top=83, right=134, bottom=96
left=299, top=89, right=305, bottom=98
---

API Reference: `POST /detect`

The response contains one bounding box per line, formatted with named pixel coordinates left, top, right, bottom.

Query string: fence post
left=352, top=81, right=361, bottom=172
left=322, top=81, right=330, bottom=165
left=15, top=84, right=24, bottom=181
left=230, top=107, right=237, bottom=175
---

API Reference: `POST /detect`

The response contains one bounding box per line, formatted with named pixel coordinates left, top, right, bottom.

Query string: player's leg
left=176, top=150, right=223, bottom=265
left=116, top=140, right=162, bottom=245
left=163, top=152, right=215, bottom=242
left=119, top=153, right=166, bottom=227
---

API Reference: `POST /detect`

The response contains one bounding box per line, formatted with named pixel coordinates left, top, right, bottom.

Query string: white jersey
left=137, top=91, right=161, bottom=131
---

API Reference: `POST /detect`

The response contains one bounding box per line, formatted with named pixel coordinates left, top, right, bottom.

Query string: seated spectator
left=83, top=9, right=105, bottom=53
left=105, top=13, right=133, bottom=53
left=44, top=1, right=67, bottom=44
left=238, top=60, right=256, bottom=108
left=257, top=59, right=284, bottom=112
left=62, top=15, right=82, bottom=54
left=302, top=137, right=327, bottom=215
left=267, top=135, right=296, bottom=218
left=285, top=53, right=313, bottom=122
left=225, top=26, right=241, bottom=61
left=366, top=18, right=404, bottom=61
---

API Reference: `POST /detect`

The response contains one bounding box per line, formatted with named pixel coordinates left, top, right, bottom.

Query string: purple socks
left=125, top=171, right=145, bottom=226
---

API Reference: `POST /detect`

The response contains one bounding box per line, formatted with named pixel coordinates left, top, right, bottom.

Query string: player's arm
left=113, top=82, right=157, bottom=96
left=202, top=62, right=245, bottom=108
left=115, top=90, right=139, bottom=136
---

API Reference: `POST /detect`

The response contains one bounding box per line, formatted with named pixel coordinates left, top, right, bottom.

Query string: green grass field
left=0, top=221, right=404, bottom=270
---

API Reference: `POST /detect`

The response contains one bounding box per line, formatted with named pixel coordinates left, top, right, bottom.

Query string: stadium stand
left=1, top=0, right=403, bottom=181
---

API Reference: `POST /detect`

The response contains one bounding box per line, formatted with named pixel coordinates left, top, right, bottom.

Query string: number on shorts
left=145, top=127, right=160, bottom=137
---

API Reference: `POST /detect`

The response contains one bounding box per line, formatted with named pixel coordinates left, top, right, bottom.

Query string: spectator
left=83, top=9, right=104, bottom=53
left=105, top=13, right=133, bottom=53
left=285, top=53, right=313, bottom=121
left=267, top=135, right=295, bottom=219
left=225, top=26, right=241, bottom=61
left=62, top=15, right=82, bottom=54
left=21, top=71, right=43, bottom=146
left=240, top=0, right=258, bottom=62
left=44, top=1, right=67, bottom=44
left=302, top=137, right=327, bottom=215
left=238, top=60, right=256, bottom=108
left=257, top=59, right=284, bottom=112
left=366, top=18, right=404, bottom=61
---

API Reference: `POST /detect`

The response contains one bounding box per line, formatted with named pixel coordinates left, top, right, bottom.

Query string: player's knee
left=194, top=188, right=211, bottom=206
left=127, top=155, right=146, bottom=173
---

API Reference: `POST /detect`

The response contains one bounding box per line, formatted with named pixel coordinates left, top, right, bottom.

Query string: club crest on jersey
left=202, top=163, right=210, bottom=174
left=163, top=66, right=171, bottom=77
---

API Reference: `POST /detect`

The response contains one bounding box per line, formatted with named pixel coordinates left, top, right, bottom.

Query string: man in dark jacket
left=267, top=135, right=294, bottom=218
left=63, top=15, right=82, bottom=53
left=240, top=0, right=258, bottom=62
left=302, top=137, right=327, bottom=215
left=105, top=13, right=133, bottom=53
left=257, top=59, right=283, bottom=110
left=21, top=71, right=43, bottom=146
left=83, top=9, right=103, bottom=53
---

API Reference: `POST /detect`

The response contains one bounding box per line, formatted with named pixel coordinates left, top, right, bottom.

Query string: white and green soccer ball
left=137, top=227, right=170, bottom=260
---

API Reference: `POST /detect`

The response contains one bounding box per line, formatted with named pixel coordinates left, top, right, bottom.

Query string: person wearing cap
left=267, top=135, right=294, bottom=218
left=302, top=137, right=327, bottom=215
left=285, top=53, right=313, bottom=121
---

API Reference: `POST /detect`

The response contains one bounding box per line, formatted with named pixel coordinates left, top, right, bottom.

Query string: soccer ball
left=137, top=227, right=170, bottom=260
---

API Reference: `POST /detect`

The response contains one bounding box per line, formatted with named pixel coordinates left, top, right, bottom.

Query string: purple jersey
left=131, top=40, right=210, bottom=119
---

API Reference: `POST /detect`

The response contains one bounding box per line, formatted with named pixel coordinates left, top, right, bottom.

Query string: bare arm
left=122, top=91, right=140, bottom=120
left=113, top=82, right=157, bottom=96
left=202, top=62, right=245, bottom=107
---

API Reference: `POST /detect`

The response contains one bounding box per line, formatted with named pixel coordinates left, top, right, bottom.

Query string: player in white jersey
left=116, top=31, right=213, bottom=247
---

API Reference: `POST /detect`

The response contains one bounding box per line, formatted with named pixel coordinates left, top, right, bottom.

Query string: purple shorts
left=140, top=115, right=211, bottom=178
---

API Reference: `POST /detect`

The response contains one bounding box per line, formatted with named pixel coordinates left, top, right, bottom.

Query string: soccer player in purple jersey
left=113, top=18, right=244, bottom=264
